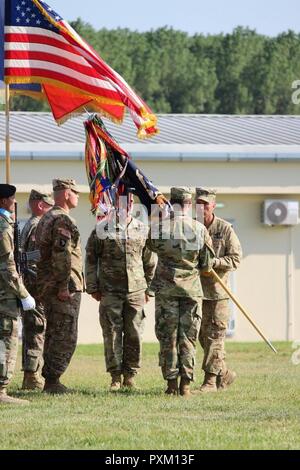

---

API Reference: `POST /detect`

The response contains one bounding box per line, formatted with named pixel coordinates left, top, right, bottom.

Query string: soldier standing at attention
left=85, top=192, right=156, bottom=391
left=20, top=189, right=54, bottom=391
left=35, top=179, right=83, bottom=394
left=0, top=184, right=36, bottom=404
left=195, top=187, right=242, bottom=392
left=147, top=187, right=215, bottom=397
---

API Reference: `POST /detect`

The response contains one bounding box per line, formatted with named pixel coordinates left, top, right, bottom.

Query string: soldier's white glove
left=21, top=295, right=36, bottom=311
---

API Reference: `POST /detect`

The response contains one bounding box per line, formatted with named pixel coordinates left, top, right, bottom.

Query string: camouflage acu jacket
left=201, top=215, right=242, bottom=300
left=85, top=217, right=157, bottom=295
left=35, top=206, right=83, bottom=297
left=0, top=212, right=29, bottom=318
left=20, top=215, right=40, bottom=253
left=147, top=213, right=215, bottom=297
left=20, top=215, right=40, bottom=293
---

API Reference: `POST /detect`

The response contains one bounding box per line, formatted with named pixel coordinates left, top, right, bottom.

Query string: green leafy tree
left=253, top=31, right=300, bottom=114
left=9, top=95, right=50, bottom=112
left=214, top=27, right=266, bottom=114
left=5, top=21, right=300, bottom=116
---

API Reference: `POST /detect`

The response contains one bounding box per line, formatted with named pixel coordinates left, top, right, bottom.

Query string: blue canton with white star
left=5, top=0, right=62, bottom=32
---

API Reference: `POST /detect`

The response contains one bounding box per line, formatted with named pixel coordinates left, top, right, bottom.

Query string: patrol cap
left=29, top=189, right=54, bottom=206
left=170, top=186, right=193, bottom=202
left=52, top=178, right=79, bottom=193
left=0, top=184, right=16, bottom=199
left=195, top=187, right=217, bottom=203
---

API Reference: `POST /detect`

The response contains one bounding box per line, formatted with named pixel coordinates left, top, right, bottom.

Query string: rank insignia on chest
left=214, top=232, right=223, bottom=240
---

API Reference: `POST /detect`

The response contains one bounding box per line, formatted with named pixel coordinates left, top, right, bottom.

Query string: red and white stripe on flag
left=4, top=0, right=158, bottom=138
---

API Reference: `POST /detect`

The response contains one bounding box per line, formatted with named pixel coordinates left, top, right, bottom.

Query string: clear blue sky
left=47, top=0, right=299, bottom=36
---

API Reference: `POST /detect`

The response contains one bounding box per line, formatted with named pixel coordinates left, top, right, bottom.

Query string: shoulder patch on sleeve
left=0, top=229, right=13, bottom=256
left=57, top=227, right=71, bottom=238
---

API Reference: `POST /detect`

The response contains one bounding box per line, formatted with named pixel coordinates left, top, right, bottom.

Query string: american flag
left=2, top=0, right=158, bottom=137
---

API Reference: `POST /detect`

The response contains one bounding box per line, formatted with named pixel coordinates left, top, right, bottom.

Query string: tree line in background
left=6, top=24, right=300, bottom=114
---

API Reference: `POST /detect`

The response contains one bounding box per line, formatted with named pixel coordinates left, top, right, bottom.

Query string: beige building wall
left=1, top=157, right=300, bottom=343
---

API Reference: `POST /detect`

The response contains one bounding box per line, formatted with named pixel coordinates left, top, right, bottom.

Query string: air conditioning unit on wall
left=262, top=200, right=299, bottom=226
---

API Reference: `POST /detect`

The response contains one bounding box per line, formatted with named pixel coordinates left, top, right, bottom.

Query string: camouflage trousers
left=199, top=299, right=230, bottom=376
left=0, top=314, right=18, bottom=387
left=99, top=291, right=145, bottom=375
left=22, top=302, right=46, bottom=373
left=42, top=292, right=81, bottom=381
left=155, top=295, right=202, bottom=381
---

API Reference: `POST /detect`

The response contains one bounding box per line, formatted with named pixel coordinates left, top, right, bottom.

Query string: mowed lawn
left=1, top=342, right=300, bottom=450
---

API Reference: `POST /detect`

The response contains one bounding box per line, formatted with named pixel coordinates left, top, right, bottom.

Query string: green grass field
left=1, top=342, right=300, bottom=450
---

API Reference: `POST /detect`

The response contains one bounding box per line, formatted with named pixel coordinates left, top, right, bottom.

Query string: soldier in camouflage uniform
left=20, top=189, right=54, bottom=391
left=147, top=187, right=215, bottom=397
left=0, top=184, right=36, bottom=405
left=35, top=179, right=83, bottom=394
left=85, top=193, right=157, bottom=391
left=195, top=187, right=242, bottom=392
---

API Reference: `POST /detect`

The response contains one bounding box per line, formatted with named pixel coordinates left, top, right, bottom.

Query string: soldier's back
left=149, top=214, right=208, bottom=297
left=89, top=216, right=153, bottom=294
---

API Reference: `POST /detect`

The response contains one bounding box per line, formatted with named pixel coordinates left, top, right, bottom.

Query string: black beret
left=0, top=184, right=16, bottom=199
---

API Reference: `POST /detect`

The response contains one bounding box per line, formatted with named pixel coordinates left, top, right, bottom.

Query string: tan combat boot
left=165, top=378, right=178, bottom=395
left=43, top=378, right=69, bottom=394
left=217, top=369, right=237, bottom=390
left=199, top=372, right=217, bottom=393
left=110, top=372, right=122, bottom=392
left=0, top=386, right=29, bottom=405
left=179, top=377, right=191, bottom=397
left=123, top=373, right=136, bottom=389
left=22, top=371, right=44, bottom=391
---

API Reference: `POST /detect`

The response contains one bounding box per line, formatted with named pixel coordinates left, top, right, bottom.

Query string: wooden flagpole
left=211, top=269, right=277, bottom=353
left=5, top=83, right=10, bottom=184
